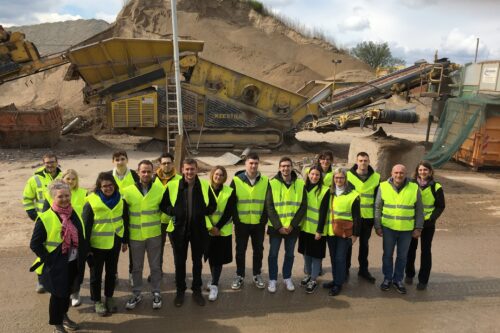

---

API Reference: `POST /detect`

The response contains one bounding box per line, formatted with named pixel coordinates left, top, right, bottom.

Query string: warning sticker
left=482, top=67, right=498, bottom=84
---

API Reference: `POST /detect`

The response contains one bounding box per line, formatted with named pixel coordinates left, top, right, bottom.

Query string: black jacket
left=30, top=209, right=88, bottom=298
left=266, top=171, right=307, bottom=237
left=414, top=179, right=446, bottom=223
left=230, top=170, right=268, bottom=225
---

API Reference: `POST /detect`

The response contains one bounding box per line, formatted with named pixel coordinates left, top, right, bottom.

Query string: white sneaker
left=284, top=278, right=295, bottom=292
left=206, top=282, right=212, bottom=292
left=70, top=292, right=81, bottom=307
left=208, top=285, right=218, bottom=301
left=267, top=280, right=277, bottom=293
left=152, top=292, right=162, bottom=309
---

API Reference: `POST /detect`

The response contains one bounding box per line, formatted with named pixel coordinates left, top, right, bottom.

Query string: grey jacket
left=374, top=177, right=424, bottom=230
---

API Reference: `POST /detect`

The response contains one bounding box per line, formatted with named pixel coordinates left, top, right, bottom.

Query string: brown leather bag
left=331, top=195, right=353, bottom=238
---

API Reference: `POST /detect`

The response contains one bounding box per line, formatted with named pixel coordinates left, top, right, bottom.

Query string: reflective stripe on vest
left=233, top=175, right=268, bottom=224
left=326, top=191, right=359, bottom=236
left=347, top=170, right=380, bottom=219
left=268, top=178, right=305, bottom=228
left=33, top=209, right=84, bottom=274
left=155, top=174, right=182, bottom=228
left=301, top=185, right=329, bottom=235
left=87, top=193, right=124, bottom=250
left=380, top=181, right=418, bottom=231
left=23, top=168, right=62, bottom=213
left=421, top=182, right=441, bottom=220
left=206, top=185, right=233, bottom=236
left=123, top=182, right=165, bottom=241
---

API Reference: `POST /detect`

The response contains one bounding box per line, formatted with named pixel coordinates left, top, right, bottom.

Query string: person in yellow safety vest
left=122, top=160, right=171, bottom=311
left=405, top=161, right=445, bottom=290
left=154, top=152, right=182, bottom=278
left=107, top=150, right=139, bottom=288
left=22, top=152, right=62, bottom=294
left=266, top=157, right=307, bottom=293
left=298, top=165, right=330, bottom=294
left=322, top=167, right=361, bottom=296
left=345, top=152, right=380, bottom=283
left=375, top=164, right=424, bottom=295
left=205, top=166, right=237, bottom=302
left=164, top=158, right=217, bottom=307
left=43, top=169, right=88, bottom=307
left=82, top=172, right=129, bottom=317
left=302, top=150, right=334, bottom=186
left=29, top=180, right=87, bottom=333
left=230, top=152, right=269, bottom=291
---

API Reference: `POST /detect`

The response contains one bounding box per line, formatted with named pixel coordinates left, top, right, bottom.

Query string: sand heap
left=0, top=0, right=372, bottom=121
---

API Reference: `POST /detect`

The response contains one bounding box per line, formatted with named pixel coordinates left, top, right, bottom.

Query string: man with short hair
left=122, top=160, right=169, bottom=310
left=154, top=153, right=182, bottom=276
left=230, top=153, right=269, bottom=290
left=346, top=152, right=380, bottom=283
left=22, top=152, right=63, bottom=293
left=164, top=158, right=216, bottom=307
left=108, top=151, right=139, bottom=190
left=266, top=157, right=307, bottom=293
left=374, top=164, right=424, bottom=294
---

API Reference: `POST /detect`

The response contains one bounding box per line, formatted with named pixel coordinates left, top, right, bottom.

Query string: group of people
left=22, top=150, right=445, bottom=333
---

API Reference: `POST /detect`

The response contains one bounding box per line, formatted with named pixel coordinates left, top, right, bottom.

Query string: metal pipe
left=170, top=0, right=183, bottom=136
left=474, top=38, right=479, bottom=63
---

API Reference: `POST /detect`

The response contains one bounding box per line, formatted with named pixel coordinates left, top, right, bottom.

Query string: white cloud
left=95, top=12, right=117, bottom=23
left=439, top=28, right=489, bottom=63
left=338, top=15, right=370, bottom=32
left=33, top=12, right=83, bottom=23
left=399, top=0, right=437, bottom=9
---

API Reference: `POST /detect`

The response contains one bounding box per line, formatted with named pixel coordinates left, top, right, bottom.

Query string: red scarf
left=52, top=203, right=79, bottom=254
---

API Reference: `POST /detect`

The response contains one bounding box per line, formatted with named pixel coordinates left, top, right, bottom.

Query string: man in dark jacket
left=164, top=158, right=216, bottom=307
left=266, top=157, right=307, bottom=293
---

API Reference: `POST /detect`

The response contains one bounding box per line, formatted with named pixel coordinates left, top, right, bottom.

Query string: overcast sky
left=0, top=0, right=498, bottom=64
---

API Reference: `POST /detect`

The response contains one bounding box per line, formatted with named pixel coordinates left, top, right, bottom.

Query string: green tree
left=350, top=41, right=405, bottom=69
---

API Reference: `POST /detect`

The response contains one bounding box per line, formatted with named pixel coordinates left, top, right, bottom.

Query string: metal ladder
left=166, top=76, right=179, bottom=152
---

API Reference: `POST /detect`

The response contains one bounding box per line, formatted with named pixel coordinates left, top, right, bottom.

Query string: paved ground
left=1, top=132, right=499, bottom=333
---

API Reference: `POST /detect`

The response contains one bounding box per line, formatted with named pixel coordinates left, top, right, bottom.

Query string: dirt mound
left=112, top=0, right=372, bottom=91
left=9, top=19, right=110, bottom=55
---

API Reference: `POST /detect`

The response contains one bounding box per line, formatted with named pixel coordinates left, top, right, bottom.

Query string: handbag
left=331, top=194, right=353, bottom=238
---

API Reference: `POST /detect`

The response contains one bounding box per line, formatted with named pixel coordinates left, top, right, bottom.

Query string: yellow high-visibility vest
left=301, top=185, right=329, bottom=235
left=22, top=167, right=62, bottom=214
left=347, top=170, right=380, bottom=219
left=380, top=181, right=419, bottom=231
left=87, top=193, right=124, bottom=249
left=326, top=191, right=359, bottom=236
left=233, top=175, right=268, bottom=224
left=268, top=178, right=305, bottom=228
left=206, top=185, right=233, bottom=236
left=421, top=182, right=442, bottom=220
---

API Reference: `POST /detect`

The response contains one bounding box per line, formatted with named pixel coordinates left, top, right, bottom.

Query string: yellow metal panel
left=111, top=91, right=158, bottom=128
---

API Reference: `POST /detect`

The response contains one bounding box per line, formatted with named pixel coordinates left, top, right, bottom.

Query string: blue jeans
left=304, top=255, right=322, bottom=280
left=327, top=236, right=350, bottom=287
left=268, top=235, right=298, bottom=281
left=382, top=227, right=412, bottom=283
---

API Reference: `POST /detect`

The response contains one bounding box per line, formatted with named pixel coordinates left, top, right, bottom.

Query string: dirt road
left=1, top=134, right=499, bottom=333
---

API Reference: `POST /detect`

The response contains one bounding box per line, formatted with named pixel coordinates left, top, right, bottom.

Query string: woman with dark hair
left=405, top=161, right=445, bottom=290
left=82, top=172, right=129, bottom=316
left=205, top=166, right=236, bottom=301
left=298, top=165, right=330, bottom=293
left=30, top=180, right=87, bottom=333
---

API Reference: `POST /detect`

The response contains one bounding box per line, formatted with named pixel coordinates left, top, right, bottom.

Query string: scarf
left=97, top=189, right=121, bottom=209
left=156, top=167, right=177, bottom=185
left=417, top=177, right=428, bottom=188
left=51, top=203, right=78, bottom=254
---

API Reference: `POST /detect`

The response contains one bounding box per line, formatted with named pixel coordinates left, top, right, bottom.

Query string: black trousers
left=49, top=260, right=77, bottom=325
left=160, top=225, right=168, bottom=273
left=171, top=232, right=203, bottom=293
left=406, top=220, right=436, bottom=284
left=89, top=238, right=121, bottom=302
left=210, top=265, right=223, bottom=286
left=346, top=218, right=374, bottom=273
left=235, top=223, right=265, bottom=277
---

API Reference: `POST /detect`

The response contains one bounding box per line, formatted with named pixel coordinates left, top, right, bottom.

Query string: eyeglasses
left=161, top=162, right=172, bottom=165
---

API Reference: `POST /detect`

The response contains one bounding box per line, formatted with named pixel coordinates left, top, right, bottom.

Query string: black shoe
left=405, top=276, right=414, bottom=285
left=53, top=325, right=68, bottom=333
left=393, top=281, right=407, bottom=294
left=358, top=271, right=376, bottom=283
left=300, top=275, right=311, bottom=287
left=328, top=285, right=342, bottom=296
left=192, top=291, right=206, bottom=306
left=62, top=314, right=79, bottom=331
left=416, top=282, right=427, bottom=290
left=174, top=292, right=185, bottom=307
left=380, top=279, right=392, bottom=291
left=322, top=281, right=334, bottom=289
